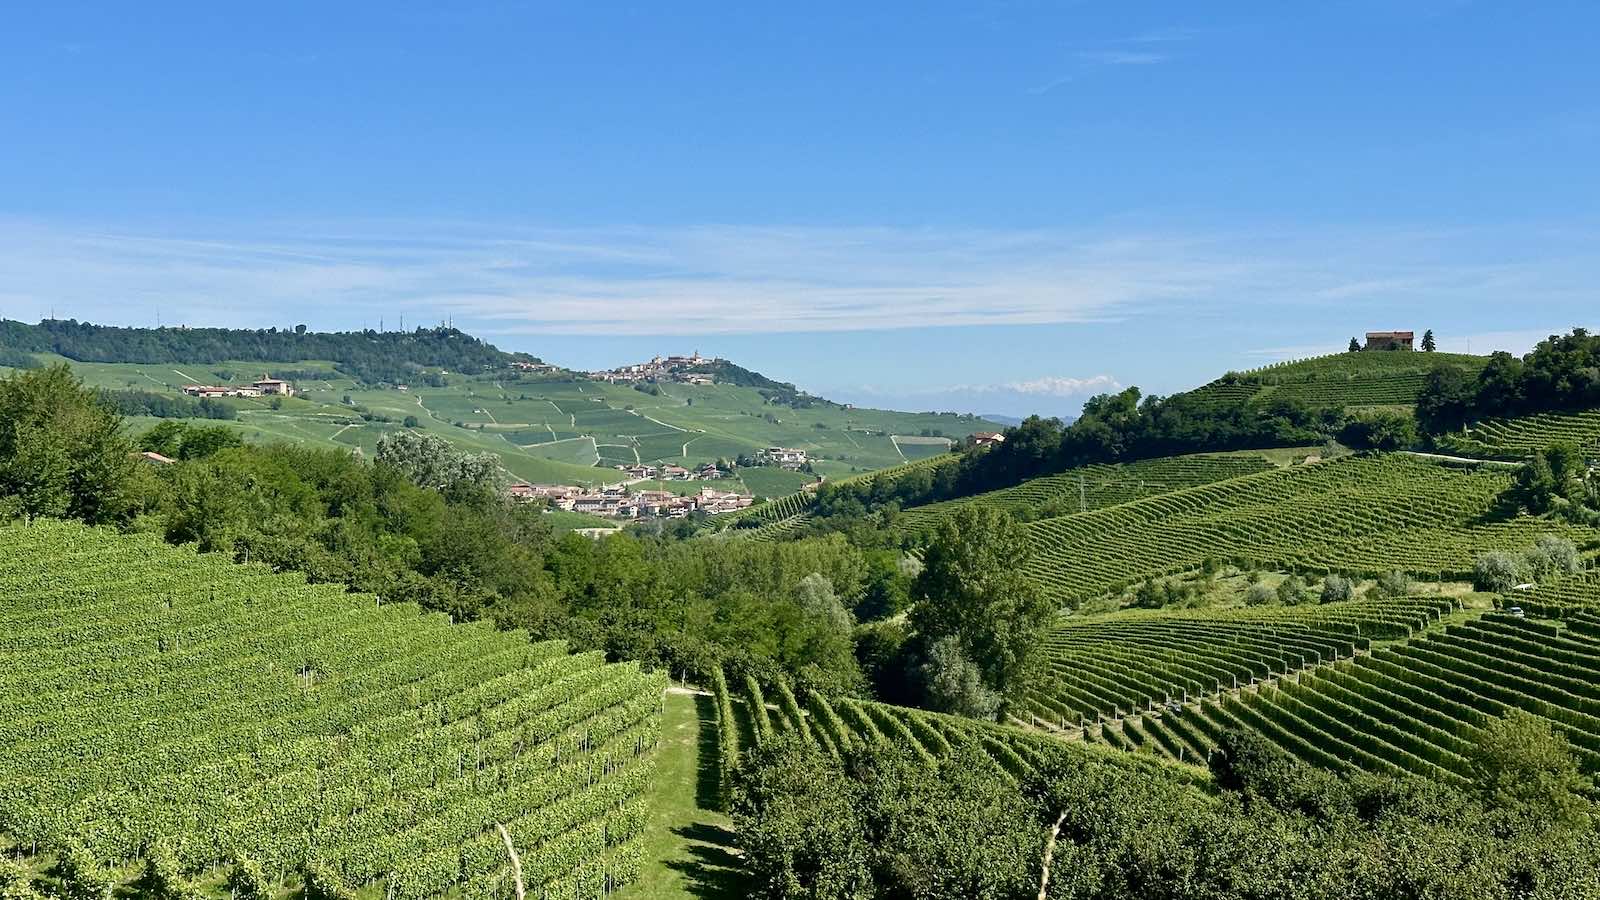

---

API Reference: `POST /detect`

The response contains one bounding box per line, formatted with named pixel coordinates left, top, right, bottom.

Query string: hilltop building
left=1363, top=331, right=1414, bottom=351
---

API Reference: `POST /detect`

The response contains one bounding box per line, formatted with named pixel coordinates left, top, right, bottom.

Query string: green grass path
left=620, top=689, right=748, bottom=899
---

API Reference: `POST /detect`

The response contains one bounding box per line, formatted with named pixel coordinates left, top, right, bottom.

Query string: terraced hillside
left=1182, top=351, right=1487, bottom=409
left=1020, top=454, right=1599, bottom=606
left=893, top=453, right=1274, bottom=537
left=1072, top=609, right=1600, bottom=785
left=1454, top=408, right=1600, bottom=458
left=1024, top=597, right=1458, bottom=729
left=1512, top=570, right=1600, bottom=616
left=714, top=670, right=1190, bottom=787
left=0, top=520, right=664, bottom=899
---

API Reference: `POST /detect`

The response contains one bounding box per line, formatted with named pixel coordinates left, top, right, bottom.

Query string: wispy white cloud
left=0, top=218, right=1595, bottom=344
left=1076, top=50, right=1167, bottom=66
left=1004, top=375, right=1121, bottom=396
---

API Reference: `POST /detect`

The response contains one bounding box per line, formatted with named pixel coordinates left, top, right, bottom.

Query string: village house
left=971, top=431, right=1006, bottom=447
left=661, top=464, right=692, bottom=480
left=1363, top=331, right=1415, bottom=351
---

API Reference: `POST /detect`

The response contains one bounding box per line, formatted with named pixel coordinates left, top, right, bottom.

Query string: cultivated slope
left=1020, top=454, right=1599, bottom=606
left=0, top=520, right=664, bottom=899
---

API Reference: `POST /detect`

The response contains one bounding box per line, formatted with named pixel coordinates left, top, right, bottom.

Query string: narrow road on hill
left=1399, top=451, right=1520, bottom=468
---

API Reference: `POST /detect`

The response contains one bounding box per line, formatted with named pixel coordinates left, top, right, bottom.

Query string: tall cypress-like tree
left=1422, top=329, right=1437, bottom=352
left=1348, top=337, right=1361, bottom=353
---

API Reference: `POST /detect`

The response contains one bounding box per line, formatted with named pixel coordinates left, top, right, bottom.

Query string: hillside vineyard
left=1019, top=454, right=1598, bottom=605
left=0, top=521, right=663, bottom=898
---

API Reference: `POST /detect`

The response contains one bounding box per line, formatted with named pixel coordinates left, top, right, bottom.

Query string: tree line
left=0, top=319, right=532, bottom=385
left=1418, top=328, right=1600, bottom=431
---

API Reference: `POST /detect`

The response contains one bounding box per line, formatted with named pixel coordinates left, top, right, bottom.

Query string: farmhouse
left=972, top=431, right=1006, bottom=447
left=253, top=376, right=295, bottom=396
left=1363, top=331, right=1414, bottom=351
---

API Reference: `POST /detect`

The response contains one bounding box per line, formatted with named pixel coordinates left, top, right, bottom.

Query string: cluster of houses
left=614, top=461, right=726, bottom=481
left=508, top=360, right=560, bottom=374
left=508, top=482, right=755, bottom=519
left=588, top=352, right=721, bottom=385
left=758, top=446, right=810, bottom=469
left=181, top=376, right=295, bottom=399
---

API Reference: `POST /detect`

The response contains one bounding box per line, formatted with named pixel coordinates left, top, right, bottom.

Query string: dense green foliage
left=0, top=520, right=663, bottom=898
left=910, top=506, right=1053, bottom=715
left=0, top=319, right=527, bottom=384
left=734, top=722, right=1600, bottom=900
left=0, top=365, right=142, bottom=525
left=1418, top=328, right=1600, bottom=431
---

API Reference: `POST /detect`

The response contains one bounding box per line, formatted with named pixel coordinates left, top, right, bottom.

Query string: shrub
left=1276, top=575, right=1309, bottom=606
left=1374, top=570, right=1412, bottom=599
left=1245, top=583, right=1277, bottom=607
left=1319, top=574, right=1355, bottom=604
left=1473, top=551, right=1527, bottom=593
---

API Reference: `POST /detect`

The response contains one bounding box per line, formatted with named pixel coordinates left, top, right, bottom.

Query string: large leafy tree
left=375, top=429, right=502, bottom=504
left=0, top=364, right=140, bottom=525
left=909, top=505, right=1052, bottom=714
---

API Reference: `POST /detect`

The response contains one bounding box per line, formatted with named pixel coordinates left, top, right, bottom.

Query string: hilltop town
left=586, top=352, right=722, bottom=385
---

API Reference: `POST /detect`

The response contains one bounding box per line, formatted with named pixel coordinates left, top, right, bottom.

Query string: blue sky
left=2, top=2, right=1597, bottom=418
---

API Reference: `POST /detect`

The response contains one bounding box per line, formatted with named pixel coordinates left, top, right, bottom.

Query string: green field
left=0, top=519, right=664, bottom=898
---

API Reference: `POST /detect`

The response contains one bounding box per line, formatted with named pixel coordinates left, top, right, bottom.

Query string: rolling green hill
left=0, top=348, right=998, bottom=486
left=1182, top=350, right=1488, bottom=409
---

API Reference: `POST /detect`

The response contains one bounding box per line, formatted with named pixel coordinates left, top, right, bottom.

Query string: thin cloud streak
left=0, top=219, right=1596, bottom=339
